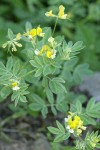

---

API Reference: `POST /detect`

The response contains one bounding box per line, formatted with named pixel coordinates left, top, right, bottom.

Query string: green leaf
left=0, top=62, right=6, bottom=75
left=42, top=77, right=48, bottom=87
left=51, top=106, right=57, bottom=115
left=35, top=67, right=42, bottom=77
left=56, top=102, right=68, bottom=113
left=46, top=88, right=54, bottom=104
left=28, top=94, right=47, bottom=117
left=25, top=22, right=32, bottom=32
left=62, top=40, right=85, bottom=60
left=0, top=74, right=12, bottom=83
left=86, top=97, right=95, bottom=112
left=35, top=56, right=43, bottom=66
left=8, top=28, right=14, bottom=40
left=96, top=143, right=100, bottom=148
left=30, top=93, right=45, bottom=105
left=0, top=86, right=11, bottom=99
left=30, top=60, right=39, bottom=68
left=41, top=106, right=48, bottom=118
left=63, top=57, right=78, bottom=71
left=72, top=41, right=85, bottom=51
left=11, top=91, right=20, bottom=101
left=43, top=27, right=51, bottom=44
left=80, top=114, right=96, bottom=125
left=43, top=65, right=55, bottom=76
left=27, top=50, right=34, bottom=59
left=75, top=100, right=82, bottom=113
left=13, top=60, right=20, bottom=75
left=56, top=94, right=68, bottom=113
left=49, top=78, right=66, bottom=94
left=54, top=133, right=65, bottom=143
left=87, top=111, right=100, bottom=118
left=56, top=120, right=65, bottom=134
left=29, top=103, right=42, bottom=111
left=6, top=57, right=13, bottom=71
left=63, top=132, right=70, bottom=141
left=48, top=127, right=61, bottom=135
left=86, top=98, right=100, bottom=118
left=18, top=69, right=27, bottom=77
left=20, top=95, right=27, bottom=103
left=52, top=77, right=65, bottom=83
left=73, top=63, right=92, bottom=84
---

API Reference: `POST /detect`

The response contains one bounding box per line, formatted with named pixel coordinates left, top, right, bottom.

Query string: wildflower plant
left=1, top=5, right=100, bottom=149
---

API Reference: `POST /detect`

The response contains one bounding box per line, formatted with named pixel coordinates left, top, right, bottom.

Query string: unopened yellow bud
left=45, top=10, right=53, bottom=17
left=77, top=129, right=82, bottom=135
left=16, top=33, right=21, bottom=40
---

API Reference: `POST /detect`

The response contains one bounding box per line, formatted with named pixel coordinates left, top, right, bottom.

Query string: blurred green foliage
left=0, top=0, right=100, bottom=70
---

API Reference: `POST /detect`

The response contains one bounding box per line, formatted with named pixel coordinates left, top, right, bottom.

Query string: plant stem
left=52, top=17, right=58, bottom=36
left=20, top=69, right=36, bottom=79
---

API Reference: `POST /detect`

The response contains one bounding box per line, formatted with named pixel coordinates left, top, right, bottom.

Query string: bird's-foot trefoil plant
left=1, top=5, right=100, bottom=150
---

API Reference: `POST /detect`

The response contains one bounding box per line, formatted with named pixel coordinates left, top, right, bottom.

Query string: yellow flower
left=45, top=5, right=68, bottom=20
left=37, top=27, right=45, bottom=37
left=24, top=27, right=44, bottom=39
left=74, top=116, right=81, bottom=121
left=41, top=45, right=51, bottom=52
left=35, top=45, right=56, bottom=59
left=69, top=121, right=77, bottom=129
left=11, top=80, right=20, bottom=91
left=46, top=49, right=56, bottom=59
left=12, top=82, right=18, bottom=87
left=46, top=50, right=54, bottom=58
left=35, top=45, right=51, bottom=56
left=65, top=114, right=86, bottom=135
left=58, top=5, right=67, bottom=19
left=45, top=10, right=54, bottom=17
left=29, top=28, right=37, bottom=37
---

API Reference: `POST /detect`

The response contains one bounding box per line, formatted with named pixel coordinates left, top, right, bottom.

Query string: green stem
left=35, top=35, right=38, bottom=48
left=52, top=17, right=58, bottom=36
left=20, top=69, right=35, bottom=79
left=46, top=104, right=56, bottom=107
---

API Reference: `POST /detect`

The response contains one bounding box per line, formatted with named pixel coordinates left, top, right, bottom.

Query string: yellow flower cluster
left=65, top=113, right=86, bottom=136
left=45, top=5, right=67, bottom=19
left=24, top=26, right=45, bottom=39
left=35, top=44, right=56, bottom=59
